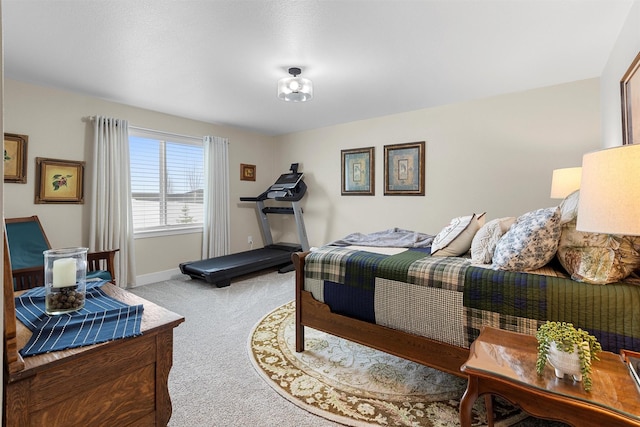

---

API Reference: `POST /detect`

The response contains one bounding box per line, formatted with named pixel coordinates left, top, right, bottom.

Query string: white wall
left=601, top=0, right=640, bottom=147
left=3, top=79, right=278, bottom=281
left=276, top=79, right=601, bottom=246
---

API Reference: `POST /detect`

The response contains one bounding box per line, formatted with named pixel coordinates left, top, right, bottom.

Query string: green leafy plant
left=535, top=321, right=602, bottom=392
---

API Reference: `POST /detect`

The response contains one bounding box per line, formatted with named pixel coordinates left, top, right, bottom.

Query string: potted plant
left=535, top=321, right=602, bottom=392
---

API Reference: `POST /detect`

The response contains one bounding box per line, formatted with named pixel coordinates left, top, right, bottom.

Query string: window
left=129, top=128, right=204, bottom=236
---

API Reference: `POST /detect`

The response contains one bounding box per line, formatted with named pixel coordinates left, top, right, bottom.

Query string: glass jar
left=44, top=247, right=88, bottom=315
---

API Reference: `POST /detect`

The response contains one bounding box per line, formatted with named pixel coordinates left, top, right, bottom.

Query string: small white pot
left=547, top=341, right=589, bottom=382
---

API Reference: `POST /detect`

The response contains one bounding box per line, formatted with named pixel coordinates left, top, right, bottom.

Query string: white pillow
left=559, top=190, right=579, bottom=224
left=431, top=213, right=486, bottom=257
left=492, top=207, right=561, bottom=271
left=470, top=217, right=516, bottom=264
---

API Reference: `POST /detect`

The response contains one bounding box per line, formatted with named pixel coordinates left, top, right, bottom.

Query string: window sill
left=134, top=226, right=203, bottom=239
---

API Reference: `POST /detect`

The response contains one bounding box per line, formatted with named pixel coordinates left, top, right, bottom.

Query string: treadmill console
left=267, top=172, right=304, bottom=199
left=271, top=172, right=303, bottom=189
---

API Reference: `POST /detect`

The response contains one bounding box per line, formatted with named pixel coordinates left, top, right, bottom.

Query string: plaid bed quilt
left=304, top=246, right=640, bottom=352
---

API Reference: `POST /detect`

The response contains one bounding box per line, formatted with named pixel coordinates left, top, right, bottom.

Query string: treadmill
left=179, top=164, right=310, bottom=287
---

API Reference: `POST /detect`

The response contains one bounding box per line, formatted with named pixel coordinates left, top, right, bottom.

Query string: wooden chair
left=5, top=215, right=119, bottom=290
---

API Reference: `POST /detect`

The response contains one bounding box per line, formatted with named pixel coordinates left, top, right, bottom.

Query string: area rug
left=248, top=301, right=527, bottom=426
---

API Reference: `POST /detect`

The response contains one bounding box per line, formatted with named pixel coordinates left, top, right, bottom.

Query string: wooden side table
left=460, top=327, right=640, bottom=427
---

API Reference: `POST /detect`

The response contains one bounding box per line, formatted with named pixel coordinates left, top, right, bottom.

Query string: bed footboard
left=293, top=251, right=309, bottom=352
left=292, top=251, right=469, bottom=377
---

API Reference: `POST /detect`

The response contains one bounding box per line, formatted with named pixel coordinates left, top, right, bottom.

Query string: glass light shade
left=576, top=144, right=640, bottom=235
left=277, top=76, right=313, bottom=102
left=550, top=167, right=582, bottom=199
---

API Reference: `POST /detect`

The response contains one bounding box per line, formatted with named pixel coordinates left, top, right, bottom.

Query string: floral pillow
left=492, top=207, right=561, bottom=271
left=556, top=219, right=640, bottom=284
left=470, top=217, right=516, bottom=264
left=431, top=213, right=486, bottom=257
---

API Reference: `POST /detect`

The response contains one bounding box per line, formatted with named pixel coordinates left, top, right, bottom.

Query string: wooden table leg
left=460, top=375, right=479, bottom=427
left=485, top=394, right=494, bottom=427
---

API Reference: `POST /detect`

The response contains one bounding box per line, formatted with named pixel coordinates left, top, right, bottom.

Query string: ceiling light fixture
left=277, top=67, right=313, bottom=102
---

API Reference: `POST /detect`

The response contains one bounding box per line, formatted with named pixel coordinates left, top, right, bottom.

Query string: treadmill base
left=179, top=243, right=301, bottom=287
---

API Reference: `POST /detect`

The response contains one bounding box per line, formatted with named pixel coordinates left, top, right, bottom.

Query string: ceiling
left=2, top=0, right=634, bottom=136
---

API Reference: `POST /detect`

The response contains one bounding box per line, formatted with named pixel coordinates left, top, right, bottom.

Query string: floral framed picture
left=341, top=147, right=374, bottom=195
left=383, top=141, right=425, bottom=196
left=240, top=163, right=256, bottom=181
left=35, top=157, right=85, bottom=204
left=4, top=133, right=28, bottom=183
left=621, top=51, right=640, bottom=145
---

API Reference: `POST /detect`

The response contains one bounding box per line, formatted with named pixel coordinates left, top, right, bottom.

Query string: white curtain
left=90, top=116, right=136, bottom=287
left=202, top=136, right=230, bottom=259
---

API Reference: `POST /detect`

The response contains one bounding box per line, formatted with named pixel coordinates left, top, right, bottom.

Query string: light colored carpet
left=248, top=301, right=526, bottom=426
left=130, top=270, right=568, bottom=427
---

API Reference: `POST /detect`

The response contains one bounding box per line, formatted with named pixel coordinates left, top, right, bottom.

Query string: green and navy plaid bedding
left=304, top=246, right=640, bottom=353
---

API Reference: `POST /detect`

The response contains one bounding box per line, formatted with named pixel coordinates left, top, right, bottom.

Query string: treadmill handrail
left=239, top=189, right=269, bottom=202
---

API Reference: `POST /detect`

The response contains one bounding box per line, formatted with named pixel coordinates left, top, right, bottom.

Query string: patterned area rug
left=248, top=301, right=527, bottom=426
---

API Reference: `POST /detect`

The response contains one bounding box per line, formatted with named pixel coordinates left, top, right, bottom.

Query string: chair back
left=5, top=216, right=51, bottom=271
left=3, top=223, right=25, bottom=375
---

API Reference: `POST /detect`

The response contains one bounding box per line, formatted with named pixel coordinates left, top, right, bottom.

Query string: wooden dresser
left=3, top=240, right=185, bottom=426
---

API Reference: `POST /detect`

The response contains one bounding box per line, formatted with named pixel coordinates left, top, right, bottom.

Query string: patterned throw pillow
left=492, top=207, right=561, bottom=271
left=470, top=217, right=516, bottom=264
left=556, top=219, right=640, bottom=284
left=431, top=213, right=486, bottom=257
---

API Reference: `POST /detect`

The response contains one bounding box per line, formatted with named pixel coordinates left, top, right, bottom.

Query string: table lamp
left=550, top=167, right=582, bottom=199
left=577, top=144, right=640, bottom=236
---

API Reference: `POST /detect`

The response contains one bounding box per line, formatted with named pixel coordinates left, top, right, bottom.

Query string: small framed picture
left=241, top=163, right=256, bottom=181
left=621, top=51, right=640, bottom=145
left=4, top=133, right=28, bottom=183
left=35, top=157, right=85, bottom=204
left=341, top=147, right=374, bottom=195
left=384, top=141, right=425, bottom=196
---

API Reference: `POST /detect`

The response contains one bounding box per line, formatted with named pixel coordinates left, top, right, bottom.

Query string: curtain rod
left=83, top=116, right=203, bottom=141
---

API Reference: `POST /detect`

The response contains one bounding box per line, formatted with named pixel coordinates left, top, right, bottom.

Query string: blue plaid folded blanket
left=15, top=281, right=144, bottom=357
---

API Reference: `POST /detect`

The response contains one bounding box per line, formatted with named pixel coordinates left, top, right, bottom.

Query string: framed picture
left=341, top=147, right=374, bottom=195
left=621, top=51, right=640, bottom=145
left=240, top=163, right=256, bottom=181
left=384, top=141, right=425, bottom=196
left=35, top=157, right=85, bottom=204
left=4, top=133, right=28, bottom=183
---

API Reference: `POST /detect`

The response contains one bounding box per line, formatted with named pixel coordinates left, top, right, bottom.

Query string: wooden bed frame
left=293, top=251, right=470, bottom=377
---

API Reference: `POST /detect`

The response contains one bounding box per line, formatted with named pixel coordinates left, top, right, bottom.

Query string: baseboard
left=133, top=268, right=187, bottom=287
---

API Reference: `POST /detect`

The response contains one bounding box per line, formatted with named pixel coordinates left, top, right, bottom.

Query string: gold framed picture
left=4, top=133, right=28, bottom=183
left=341, top=147, right=374, bottom=195
left=383, top=141, right=425, bottom=196
left=35, top=157, right=85, bottom=204
left=241, top=163, right=256, bottom=181
left=621, top=51, right=640, bottom=145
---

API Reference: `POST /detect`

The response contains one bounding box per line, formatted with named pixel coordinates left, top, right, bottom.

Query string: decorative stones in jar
left=44, top=247, right=88, bottom=315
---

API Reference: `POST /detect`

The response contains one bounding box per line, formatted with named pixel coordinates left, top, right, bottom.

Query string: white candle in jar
left=52, top=258, right=76, bottom=287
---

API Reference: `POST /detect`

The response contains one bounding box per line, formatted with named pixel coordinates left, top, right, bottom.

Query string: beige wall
left=3, top=77, right=602, bottom=283
left=601, top=0, right=640, bottom=148
left=276, top=79, right=601, bottom=246
left=3, top=79, right=277, bottom=281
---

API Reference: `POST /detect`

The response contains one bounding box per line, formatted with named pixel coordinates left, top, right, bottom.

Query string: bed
left=293, top=204, right=640, bottom=377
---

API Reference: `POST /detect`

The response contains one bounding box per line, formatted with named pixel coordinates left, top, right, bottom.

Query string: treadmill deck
left=179, top=243, right=301, bottom=287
